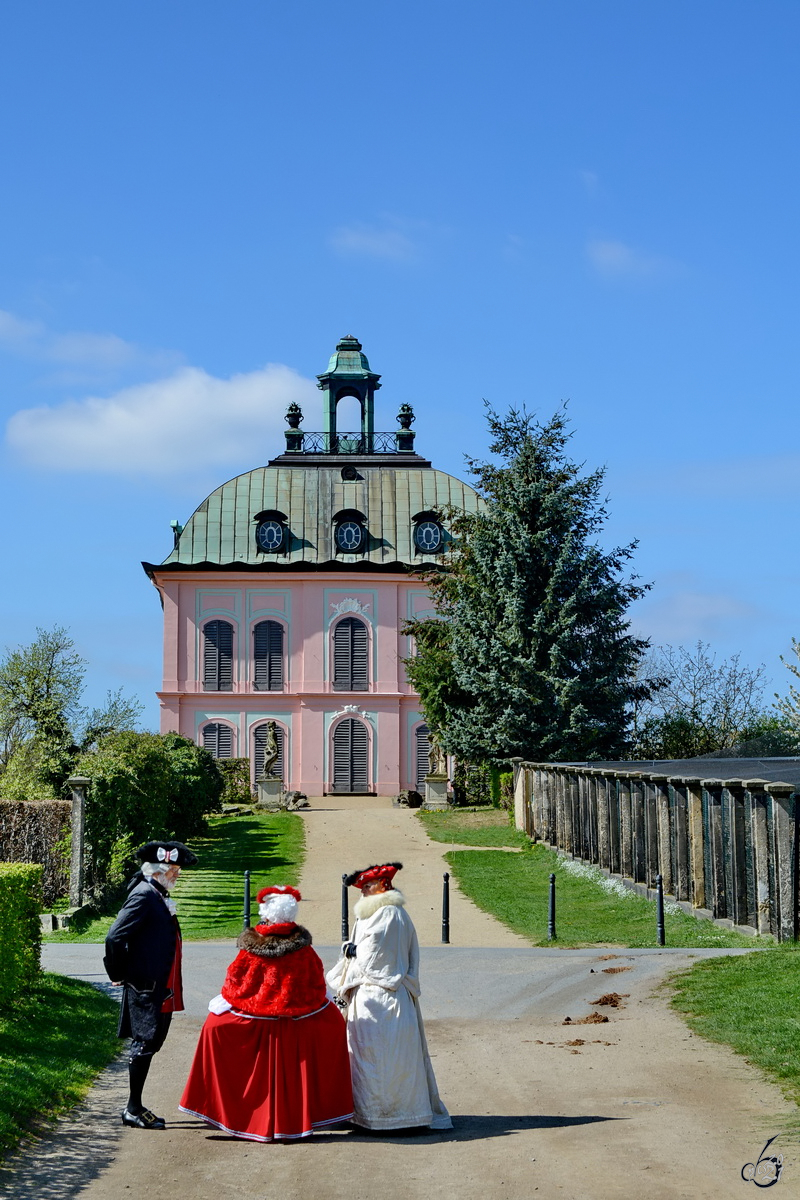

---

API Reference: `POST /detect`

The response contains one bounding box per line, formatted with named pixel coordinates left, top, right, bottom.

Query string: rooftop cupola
left=317, top=335, right=382, bottom=450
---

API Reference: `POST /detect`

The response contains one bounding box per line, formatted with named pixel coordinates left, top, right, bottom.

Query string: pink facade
left=143, top=337, right=480, bottom=796
left=150, top=571, right=437, bottom=794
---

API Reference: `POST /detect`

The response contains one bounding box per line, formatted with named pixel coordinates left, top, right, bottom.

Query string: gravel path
left=1, top=798, right=796, bottom=1198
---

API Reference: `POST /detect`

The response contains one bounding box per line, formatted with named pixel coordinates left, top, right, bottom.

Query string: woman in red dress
left=179, top=885, right=353, bottom=1142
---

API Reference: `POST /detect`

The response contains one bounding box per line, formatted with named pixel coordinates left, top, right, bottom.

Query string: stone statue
left=259, top=721, right=280, bottom=780
left=427, top=735, right=447, bottom=778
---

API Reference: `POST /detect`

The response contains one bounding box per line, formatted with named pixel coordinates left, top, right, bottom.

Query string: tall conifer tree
left=405, top=406, right=650, bottom=762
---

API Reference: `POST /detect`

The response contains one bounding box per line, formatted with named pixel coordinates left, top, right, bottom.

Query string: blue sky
left=1, top=1, right=798, bottom=725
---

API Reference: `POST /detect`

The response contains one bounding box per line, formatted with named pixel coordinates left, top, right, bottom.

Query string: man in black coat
left=104, top=840, right=197, bottom=1130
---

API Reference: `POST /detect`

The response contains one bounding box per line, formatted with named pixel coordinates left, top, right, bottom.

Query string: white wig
left=258, top=893, right=299, bottom=924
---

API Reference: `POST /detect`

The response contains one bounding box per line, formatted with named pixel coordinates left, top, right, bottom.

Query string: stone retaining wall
left=513, top=762, right=799, bottom=941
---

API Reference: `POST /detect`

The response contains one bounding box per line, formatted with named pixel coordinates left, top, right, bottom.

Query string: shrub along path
left=5, top=797, right=796, bottom=1199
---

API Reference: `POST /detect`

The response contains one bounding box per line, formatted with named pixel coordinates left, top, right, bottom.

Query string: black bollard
left=341, top=873, right=350, bottom=942
left=442, top=872, right=450, bottom=944
left=656, top=873, right=665, bottom=946
left=548, top=872, right=557, bottom=941
left=243, top=869, right=251, bottom=930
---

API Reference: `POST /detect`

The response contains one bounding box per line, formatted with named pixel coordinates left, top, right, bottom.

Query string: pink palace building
left=143, top=336, right=481, bottom=796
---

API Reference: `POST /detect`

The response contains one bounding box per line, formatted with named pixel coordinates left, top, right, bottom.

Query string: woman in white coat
left=327, top=862, right=451, bottom=1132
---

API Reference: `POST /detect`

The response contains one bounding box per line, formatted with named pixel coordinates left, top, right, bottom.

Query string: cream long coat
left=326, top=889, right=452, bottom=1131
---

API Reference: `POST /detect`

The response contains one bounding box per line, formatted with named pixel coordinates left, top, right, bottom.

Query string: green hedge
left=0, top=864, right=42, bottom=1006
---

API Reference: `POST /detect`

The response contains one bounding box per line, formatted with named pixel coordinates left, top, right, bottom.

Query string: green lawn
left=446, top=842, right=760, bottom=948
left=671, top=947, right=800, bottom=1109
left=45, top=810, right=306, bottom=943
left=0, top=973, right=119, bottom=1157
left=418, top=806, right=530, bottom=848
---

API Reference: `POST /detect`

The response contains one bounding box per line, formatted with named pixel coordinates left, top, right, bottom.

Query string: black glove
left=341, top=941, right=357, bottom=958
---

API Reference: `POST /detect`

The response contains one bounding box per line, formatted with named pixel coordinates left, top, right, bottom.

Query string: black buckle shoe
left=122, top=1108, right=166, bottom=1130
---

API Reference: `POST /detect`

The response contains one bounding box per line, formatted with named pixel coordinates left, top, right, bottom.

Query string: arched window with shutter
left=415, top=724, right=431, bottom=791
left=253, top=722, right=286, bottom=782
left=332, top=717, right=369, bottom=793
left=203, top=620, right=234, bottom=691
left=332, top=617, right=369, bottom=691
left=253, top=620, right=284, bottom=691
left=202, top=722, right=234, bottom=758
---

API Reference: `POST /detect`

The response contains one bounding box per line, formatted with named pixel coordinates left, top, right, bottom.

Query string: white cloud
left=0, top=307, right=154, bottom=370
left=330, top=222, right=417, bottom=261
left=5, top=364, right=318, bottom=475
left=586, top=239, right=684, bottom=281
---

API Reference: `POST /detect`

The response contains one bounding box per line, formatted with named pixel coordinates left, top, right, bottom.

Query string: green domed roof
left=154, top=463, right=481, bottom=573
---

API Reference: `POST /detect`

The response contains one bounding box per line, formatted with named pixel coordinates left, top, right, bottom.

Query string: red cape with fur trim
left=220, top=923, right=327, bottom=1017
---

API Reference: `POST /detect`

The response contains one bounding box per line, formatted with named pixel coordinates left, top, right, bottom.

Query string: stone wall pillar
left=67, top=776, right=91, bottom=908
left=596, top=773, right=610, bottom=871
left=651, top=775, right=672, bottom=894
left=672, top=781, right=688, bottom=902
left=632, top=776, right=647, bottom=882
left=619, top=773, right=633, bottom=879
left=746, top=781, right=771, bottom=934
left=767, top=784, right=796, bottom=942
left=681, top=777, right=705, bottom=910
left=705, top=781, right=725, bottom=918
left=642, top=776, right=659, bottom=886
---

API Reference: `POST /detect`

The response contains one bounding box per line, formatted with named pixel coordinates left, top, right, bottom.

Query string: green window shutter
left=203, top=620, right=234, bottom=691
left=253, top=621, right=284, bottom=691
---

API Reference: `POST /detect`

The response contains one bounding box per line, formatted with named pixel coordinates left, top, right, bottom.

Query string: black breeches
left=129, top=1012, right=173, bottom=1061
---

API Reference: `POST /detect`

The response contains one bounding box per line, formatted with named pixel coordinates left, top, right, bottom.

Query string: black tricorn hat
left=136, top=840, right=198, bottom=867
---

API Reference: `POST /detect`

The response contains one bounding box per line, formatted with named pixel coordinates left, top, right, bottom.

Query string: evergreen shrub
left=0, top=863, right=42, bottom=1006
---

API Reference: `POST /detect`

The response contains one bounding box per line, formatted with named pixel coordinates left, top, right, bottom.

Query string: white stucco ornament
left=336, top=704, right=369, bottom=720
left=330, top=597, right=371, bottom=616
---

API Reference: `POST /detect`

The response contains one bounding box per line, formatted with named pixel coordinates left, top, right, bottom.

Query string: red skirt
left=179, top=1001, right=354, bottom=1141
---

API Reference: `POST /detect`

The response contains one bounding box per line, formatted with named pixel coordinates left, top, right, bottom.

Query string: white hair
left=141, top=861, right=170, bottom=880
left=258, top=893, right=298, bottom=924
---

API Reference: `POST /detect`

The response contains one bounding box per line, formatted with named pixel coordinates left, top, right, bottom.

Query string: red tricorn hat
left=345, top=862, right=402, bottom=890
left=256, top=885, right=301, bottom=904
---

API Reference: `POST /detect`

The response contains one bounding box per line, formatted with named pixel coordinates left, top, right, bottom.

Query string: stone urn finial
left=397, top=403, right=415, bottom=430
left=285, top=402, right=303, bottom=429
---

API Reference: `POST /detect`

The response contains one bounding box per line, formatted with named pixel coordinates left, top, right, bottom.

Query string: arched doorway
left=332, top=717, right=369, bottom=793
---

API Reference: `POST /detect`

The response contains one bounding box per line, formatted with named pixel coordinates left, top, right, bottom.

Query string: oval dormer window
left=413, top=520, right=443, bottom=553
left=336, top=520, right=363, bottom=552
left=256, top=519, right=284, bottom=552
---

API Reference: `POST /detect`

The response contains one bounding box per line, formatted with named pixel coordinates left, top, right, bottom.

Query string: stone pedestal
left=423, top=776, right=450, bottom=810
left=257, top=777, right=284, bottom=810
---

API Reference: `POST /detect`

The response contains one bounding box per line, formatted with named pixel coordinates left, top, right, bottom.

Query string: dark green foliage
left=0, top=972, right=118, bottom=1155
left=75, top=732, right=223, bottom=899
left=405, top=406, right=649, bottom=763
left=0, top=864, right=42, bottom=1006
left=0, top=801, right=70, bottom=907
left=451, top=761, right=492, bottom=806
left=217, top=757, right=256, bottom=805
